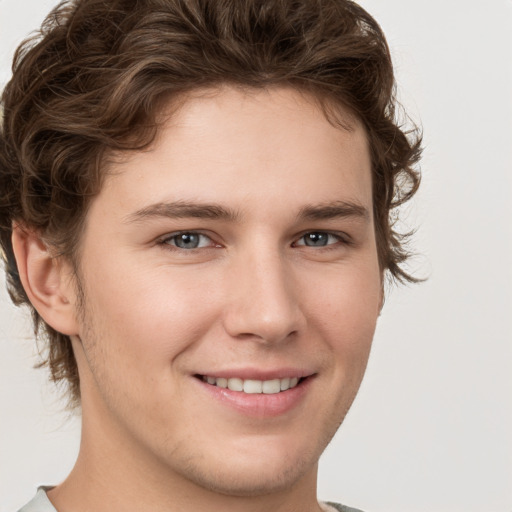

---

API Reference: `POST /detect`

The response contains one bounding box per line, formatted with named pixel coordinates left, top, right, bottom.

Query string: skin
left=15, top=86, right=382, bottom=512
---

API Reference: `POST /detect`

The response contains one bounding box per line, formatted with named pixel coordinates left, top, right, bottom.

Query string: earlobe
left=11, top=225, right=79, bottom=336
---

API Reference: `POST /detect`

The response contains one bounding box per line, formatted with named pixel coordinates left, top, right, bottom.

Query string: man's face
left=69, top=86, right=382, bottom=496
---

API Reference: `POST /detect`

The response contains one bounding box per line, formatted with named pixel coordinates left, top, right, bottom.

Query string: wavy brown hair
left=0, top=0, right=422, bottom=406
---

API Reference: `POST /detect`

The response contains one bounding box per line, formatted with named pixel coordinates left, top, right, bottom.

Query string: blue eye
left=163, top=232, right=212, bottom=249
left=296, top=232, right=341, bottom=247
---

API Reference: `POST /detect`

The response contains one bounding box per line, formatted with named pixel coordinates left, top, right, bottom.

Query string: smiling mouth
left=197, top=375, right=305, bottom=394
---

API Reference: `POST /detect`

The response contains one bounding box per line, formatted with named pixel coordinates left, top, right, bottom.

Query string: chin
left=166, top=432, right=322, bottom=498
left=181, top=453, right=316, bottom=497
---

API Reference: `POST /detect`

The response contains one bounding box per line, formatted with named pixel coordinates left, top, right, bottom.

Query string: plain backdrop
left=1, top=1, right=511, bottom=511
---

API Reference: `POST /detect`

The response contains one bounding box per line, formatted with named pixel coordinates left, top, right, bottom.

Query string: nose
left=222, top=249, right=304, bottom=344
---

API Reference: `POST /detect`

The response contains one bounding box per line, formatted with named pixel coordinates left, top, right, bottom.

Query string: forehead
left=97, top=86, right=372, bottom=223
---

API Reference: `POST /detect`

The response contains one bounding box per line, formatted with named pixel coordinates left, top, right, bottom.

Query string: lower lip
left=195, top=377, right=312, bottom=418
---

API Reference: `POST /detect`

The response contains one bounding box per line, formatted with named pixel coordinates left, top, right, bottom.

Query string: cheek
left=307, top=265, right=381, bottom=362
left=79, top=259, right=221, bottom=366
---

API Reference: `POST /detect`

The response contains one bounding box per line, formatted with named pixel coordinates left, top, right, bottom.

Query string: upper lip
left=195, top=368, right=316, bottom=380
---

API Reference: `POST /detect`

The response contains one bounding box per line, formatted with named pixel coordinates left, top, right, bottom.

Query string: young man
left=0, top=1, right=421, bottom=511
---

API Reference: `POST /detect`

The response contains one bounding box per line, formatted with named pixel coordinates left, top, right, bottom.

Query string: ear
left=11, top=225, right=79, bottom=336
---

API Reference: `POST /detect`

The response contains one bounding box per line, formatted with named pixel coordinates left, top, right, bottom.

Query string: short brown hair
left=0, top=0, right=422, bottom=406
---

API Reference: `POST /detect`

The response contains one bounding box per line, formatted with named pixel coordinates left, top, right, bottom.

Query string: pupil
left=176, top=233, right=199, bottom=249
left=305, top=232, right=328, bottom=246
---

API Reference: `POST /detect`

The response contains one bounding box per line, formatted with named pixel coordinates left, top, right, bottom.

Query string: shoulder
left=17, top=487, right=56, bottom=512
left=323, top=502, right=367, bottom=512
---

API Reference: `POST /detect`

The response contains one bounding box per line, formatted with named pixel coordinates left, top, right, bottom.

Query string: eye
left=161, top=232, right=215, bottom=250
left=295, top=232, right=342, bottom=247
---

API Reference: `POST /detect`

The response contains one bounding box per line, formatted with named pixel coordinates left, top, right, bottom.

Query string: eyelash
left=158, top=230, right=351, bottom=251
left=158, top=231, right=218, bottom=250
left=293, top=231, right=350, bottom=248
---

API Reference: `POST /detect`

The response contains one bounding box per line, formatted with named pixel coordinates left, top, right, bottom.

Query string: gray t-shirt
left=18, top=487, right=365, bottom=512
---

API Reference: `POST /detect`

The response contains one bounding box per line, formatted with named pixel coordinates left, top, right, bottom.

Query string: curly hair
left=0, top=0, right=422, bottom=406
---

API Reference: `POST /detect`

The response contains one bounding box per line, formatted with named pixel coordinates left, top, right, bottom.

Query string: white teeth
left=280, top=377, right=290, bottom=391
left=202, top=375, right=302, bottom=394
left=262, top=379, right=281, bottom=394
left=216, top=377, right=228, bottom=388
left=227, top=378, right=243, bottom=392
left=243, top=379, right=262, bottom=394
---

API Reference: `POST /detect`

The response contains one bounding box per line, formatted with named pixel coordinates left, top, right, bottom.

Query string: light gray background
left=1, top=1, right=511, bottom=511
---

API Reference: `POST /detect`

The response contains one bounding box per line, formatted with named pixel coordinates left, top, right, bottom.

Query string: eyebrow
left=124, top=199, right=369, bottom=224
left=124, top=201, right=240, bottom=223
left=297, top=200, right=370, bottom=222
